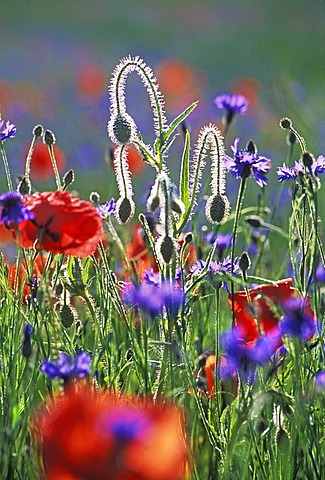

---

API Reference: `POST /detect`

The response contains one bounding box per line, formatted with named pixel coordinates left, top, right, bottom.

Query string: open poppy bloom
left=228, top=278, right=315, bottom=346
left=32, top=384, right=189, bottom=480
left=15, top=191, right=104, bottom=257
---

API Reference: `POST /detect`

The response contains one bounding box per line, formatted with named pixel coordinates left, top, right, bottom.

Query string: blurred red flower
left=228, top=278, right=314, bottom=344
left=16, top=191, right=104, bottom=257
left=0, top=223, right=13, bottom=245
left=112, top=144, right=146, bottom=176
left=76, top=62, right=107, bottom=101
left=32, top=384, right=189, bottom=480
left=24, top=142, right=66, bottom=182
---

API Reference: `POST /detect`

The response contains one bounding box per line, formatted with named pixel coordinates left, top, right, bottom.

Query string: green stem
left=0, top=140, right=13, bottom=191
left=48, top=145, right=62, bottom=190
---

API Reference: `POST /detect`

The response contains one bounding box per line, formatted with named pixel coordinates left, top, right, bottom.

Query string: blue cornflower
left=190, top=256, right=240, bottom=292
left=0, top=191, right=33, bottom=227
left=124, top=281, right=184, bottom=319
left=316, top=262, right=325, bottom=283
left=40, top=352, right=91, bottom=381
left=214, top=94, right=249, bottom=124
left=204, top=232, right=232, bottom=258
left=277, top=155, right=325, bottom=182
left=223, top=138, right=271, bottom=187
left=142, top=267, right=181, bottom=287
left=280, top=297, right=316, bottom=341
left=23, top=323, right=33, bottom=339
left=0, top=117, right=16, bottom=141
left=97, top=198, right=116, bottom=218
left=219, top=328, right=277, bottom=384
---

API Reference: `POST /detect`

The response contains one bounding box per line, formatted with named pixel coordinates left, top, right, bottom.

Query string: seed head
left=205, top=194, right=230, bottom=224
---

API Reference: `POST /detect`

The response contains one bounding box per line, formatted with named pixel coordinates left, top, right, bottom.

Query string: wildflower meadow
left=0, top=55, right=324, bottom=479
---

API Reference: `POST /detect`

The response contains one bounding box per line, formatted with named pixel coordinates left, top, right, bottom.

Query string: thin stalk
left=0, top=140, right=13, bottom=191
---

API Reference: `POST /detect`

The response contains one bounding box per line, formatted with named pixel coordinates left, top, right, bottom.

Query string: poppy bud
left=279, top=117, right=292, bottom=130
left=89, top=191, right=100, bottom=205
left=43, top=129, right=56, bottom=145
left=158, top=235, right=175, bottom=264
left=109, top=113, right=136, bottom=145
left=286, top=131, right=296, bottom=145
left=33, top=124, right=44, bottom=137
left=147, top=195, right=160, bottom=212
left=275, top=427, right=291, bottom=455
left=246, top=139, right=256, bottom=154
left=184, top=232, right=193, bottom=244
left=171, top=197, right=185, bottom=215
left=17, top=176, right=31, bottom=195
left=116, top=196, right=135, bottom=224
left=302, top=151, right=314, bottom=169
left=59, top=303, right=77, bottom=328
left=205, top=194, right=230, bottom=224
left=239, top=252, right=251, bottom=273
left=63, top=169, right=75, bottom=187
left=245, top=215, right=263, bottom=228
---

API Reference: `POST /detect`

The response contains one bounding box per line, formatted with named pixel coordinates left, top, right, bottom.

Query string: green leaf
left=179, top=129, right=191, bottom=209
left=156, top=101, right=198, bottom=153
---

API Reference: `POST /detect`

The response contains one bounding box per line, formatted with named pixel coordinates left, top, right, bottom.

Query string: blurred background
left=1, top=0, right=324, bottom=210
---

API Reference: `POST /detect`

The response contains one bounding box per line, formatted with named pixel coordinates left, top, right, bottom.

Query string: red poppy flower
left=24, top=142, right=66, bottom=182
left=32, top=384, right=189, bottom=480
left=16, top=191, right=104, bottom=257
left=228, top=278, right=314, bottom=344
left=76, top=62, right=107, bottom=101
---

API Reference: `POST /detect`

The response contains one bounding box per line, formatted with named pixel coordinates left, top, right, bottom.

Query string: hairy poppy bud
left=158, top=235, right=175, bottom=264
left=33, top=124, right=43, bottom=137
left=205, top=194, right=230, bottom=224
left=60, top=303, right=77, bottom=329
left=43, top=129, right=56, bottom=145
left=116, top=196, right=135, bottom=224
left=239, top=252, right=251, bottom=273
left=17, top=176, right=31, bottom=195
left=279, top=117, right=292, bottom=130
left=108, top=113, right=137, bottom=145
left=63, top=169, right=75, bottom=187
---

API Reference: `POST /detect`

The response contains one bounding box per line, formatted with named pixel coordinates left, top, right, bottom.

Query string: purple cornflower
left=277, top=155, right=325, bottom=182
left=219, top=328, right=277, bottom=384
left=204, top=232, right=232, bottom=259
left=0, top=117, right=16, bottom=141
left=214, top=94, right=249, bottom=124
left=223, top=138, right=271, bottom=187
left=123, top=281, right=184, bottom=319
left=280, top=297, right=316, bottom=341
left=142, top=267, right=181, bottom=287
left=0, top=192, right=33, bottom=227
left=40, top=352, right=91, bottom=381
left=97, top=198, right=116, bottom=218
left=315, top=371, right=325, bottom=389
left=190, top=255, right=240, bottom=292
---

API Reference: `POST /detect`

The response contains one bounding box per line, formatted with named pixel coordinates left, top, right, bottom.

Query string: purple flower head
left=190, top=256, right=240, bottom=292
left=0, top=118, right=17, bottom=141
left=97, top=198, right=116, bottom=218
left=220, top=328, right=276, bottom=384
left=315, top=371, right=325, bottom=390
left=23, top=323, right=33, bottom=339
left=277, top=155, right=325, bottom=183
left=223, top=138, right=271, bottom=187
left=142, top=268, right=161, bottom=287
left=124, top=281, right=184, bottom=319
left=40, top=352, right=91, bottom=381
left=0, top=192, right=34, bottom=228
left=204, top=232, right=232, bottom=259
left=103, top=408, right=150, bottom=442
left=280, top=297, right=316, bottom=341
left=214, top=94, right=249, bottom=124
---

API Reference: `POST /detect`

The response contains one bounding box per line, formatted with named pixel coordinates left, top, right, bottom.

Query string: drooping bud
left=115, top=196, right=135, bottom=224
left=157, top=235, right=175, bottom=264
left=147, top=195, right=160, bottom=212
left=245, top=215, right=264, bottom=228
left=205, top=194, right=230, bottom=224
left=107, top=113, right=137, bottom=145
left=170, top=197, right=185, bottom=215
left=59, top=303, right=77, bottom=329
